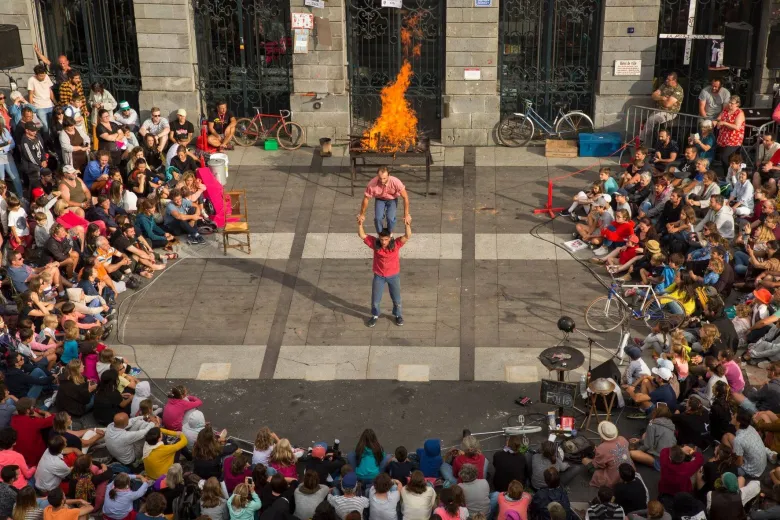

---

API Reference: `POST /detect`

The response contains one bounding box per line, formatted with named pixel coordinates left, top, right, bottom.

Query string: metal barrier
left=622, top=105, right=778, bottom=167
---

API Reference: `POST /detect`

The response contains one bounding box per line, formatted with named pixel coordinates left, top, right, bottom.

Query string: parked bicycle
left=498, top=99, right=594, bottom=147
left=234, top=108, right=305, bottom=150
left=584, top=277, right=684, bottom=333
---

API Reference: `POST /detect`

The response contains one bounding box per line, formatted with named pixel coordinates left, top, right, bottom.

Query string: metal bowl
left=588, top=378, right=615, bottom=394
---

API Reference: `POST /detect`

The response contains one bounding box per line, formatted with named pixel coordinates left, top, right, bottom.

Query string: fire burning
left=361, top=14, right=423, bottom=152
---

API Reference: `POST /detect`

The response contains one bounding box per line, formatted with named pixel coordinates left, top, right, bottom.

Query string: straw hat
left=598, top=421, right=618, bottom=441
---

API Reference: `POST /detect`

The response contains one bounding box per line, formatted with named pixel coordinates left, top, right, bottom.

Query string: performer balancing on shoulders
left=358, top=214, right=412, bottom=328
left=358, top=166, right=411, bottom=233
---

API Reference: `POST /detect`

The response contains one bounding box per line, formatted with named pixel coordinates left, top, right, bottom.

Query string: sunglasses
left=152, top=114, right=161, bottom=117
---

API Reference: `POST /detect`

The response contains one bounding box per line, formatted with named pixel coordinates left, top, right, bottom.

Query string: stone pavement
left=109, top=144, right=722, bottom=382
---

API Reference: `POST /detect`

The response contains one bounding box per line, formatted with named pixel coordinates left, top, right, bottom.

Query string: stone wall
left=133, top=0, right=199, bottom=124
left=0, top=0, right=38, bottom=92
left=288, top=0, right=350, bottom=147
left=443, top=0, right=501, bottom=145
left=756, top=1, right=780, bottom=107
left=592, top=0, right=661, bottom=130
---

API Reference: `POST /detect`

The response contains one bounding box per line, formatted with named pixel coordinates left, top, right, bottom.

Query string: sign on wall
left=464, top=68, right=481, bottom=80
left=382, top=0, right=402, bottom=7
left=475, top=0, right=493, bottom=5
left=292, top=13, right=314, bottom=29
left=613, top=59, right=642, bottom=76
left=294, top=29, right=309, bottom=53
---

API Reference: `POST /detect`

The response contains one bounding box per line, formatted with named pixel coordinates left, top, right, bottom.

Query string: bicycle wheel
left=277, top=122, right=304, bottom=150
left=498, top=114, right=534, bottom=147
left=642, top=297, right=685, bottom=331
left=585, top=295, right=626, bottom=332
left=555, top=112, right=594, bottom=141
left=234, top=118, right=260, bottom=147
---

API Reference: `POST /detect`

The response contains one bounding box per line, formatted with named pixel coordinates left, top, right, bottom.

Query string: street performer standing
left=357, top=214, right=412, bottom=328
left=358, top=166, right=411, bottom=233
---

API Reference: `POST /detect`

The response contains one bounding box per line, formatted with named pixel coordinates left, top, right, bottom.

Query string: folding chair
left=222, top=189, right=250, bottom=255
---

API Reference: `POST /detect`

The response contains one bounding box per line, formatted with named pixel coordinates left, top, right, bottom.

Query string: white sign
left=291, top=13, right=314, bottom=29
left=304, top=0, right=325, bottom=7
left=613, top=59, right=641, bottom=76
left=381, top=0, right=402, bottom=7
left=475, top=0, right=492, bottom=6
left=464, top=68, right=481, bottom=80
left=294, top=29, right=309, bottom=53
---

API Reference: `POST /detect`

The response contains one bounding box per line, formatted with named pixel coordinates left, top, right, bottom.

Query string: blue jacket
left=416, top=439, right=443, bottom=478
left=655, top=265, right=678, bottom=294
left=0, top=129, right=14, bottom=156
left=9, top=103, right=34, bottom=126
left=83, top=160, right=109, bottom=188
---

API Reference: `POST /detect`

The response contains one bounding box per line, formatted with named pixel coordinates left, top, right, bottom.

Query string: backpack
left=561, top=436, right=595, bottom=463
left=174, top=482, right=202, bottom=520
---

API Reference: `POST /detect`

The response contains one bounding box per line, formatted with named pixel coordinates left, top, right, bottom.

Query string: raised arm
left=358, top=219, right=367, bottom=240
left=398, top=218, right=412, bottom=244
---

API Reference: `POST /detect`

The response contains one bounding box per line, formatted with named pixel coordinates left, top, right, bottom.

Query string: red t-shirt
left=364, top=235, right=405, bottom=277
left=452, top=453, right=487, bottom=481
left=618, top=246, right=639, bottom=264
left=11, top=413, right=55, bottom=466
left=657, top=447, right=703, bottom=496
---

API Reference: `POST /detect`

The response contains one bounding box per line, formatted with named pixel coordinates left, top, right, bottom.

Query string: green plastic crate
left=264, top=138, right=279, bottom=151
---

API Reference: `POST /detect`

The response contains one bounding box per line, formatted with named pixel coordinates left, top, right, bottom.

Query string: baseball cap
left=341, top=472, right=357, bottom=488
left=118, top=101, right=130, bottom=111
left=627, top=234, right=640, bottom=245
left=311, top=445, right=326, bottom=459
left=23, top=121, right=37, bottom=131
left=656, top=358, right=674, bottom=371
left=651, top=366, right=673, bottom=381
left=40, top=168, right=53, bottom=177
left=62, top=165, right=78, bottom=174
left=177, top=108, right=187, bottom=117
left=616, top=188, right=628, bottom=197
left=625, top=345, right=642, bottom=360
left=31, top=187, right=45, bottom=199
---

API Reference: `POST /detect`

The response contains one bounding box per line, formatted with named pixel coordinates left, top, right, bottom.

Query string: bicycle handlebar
left=280, top=109, right=291, bottom=119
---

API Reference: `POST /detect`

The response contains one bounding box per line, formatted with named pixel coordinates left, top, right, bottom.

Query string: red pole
left=533, top=180, right=564, bottom=219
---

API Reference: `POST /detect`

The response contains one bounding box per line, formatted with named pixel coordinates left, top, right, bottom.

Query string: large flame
left=362, top=14, right=422, bottom=152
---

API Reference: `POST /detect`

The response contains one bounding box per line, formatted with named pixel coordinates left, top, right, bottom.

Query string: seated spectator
left=58, top=165, right=92, bottom=215
left=13, top=485, right=45, bottom=520
left=415, top=438, right=445, bottom=483
left=137, top=492, right=167, bottom=520
left=50, top=411, right=102, bottom=450
left=162, top=385, right=202, bottom=431
left=582, top=421, right=632, bottom=488
left=43, top=487, right=93, bottom=520
left=169, top=109, right=195, bottom=148
left=154, top=463, right=185, bottom=517
left=350, top=428, right=389, bottom=485
left=718, top=349, right=745, bottom=392
left=530, top=440, right=572, bottom=490
left=104, top=412, right=159, bottom=469
left=625, top=365, right=677, bottom=414
left=260, top=473, right=295, bottom=515
left=528, top=468, right=571, bottom=520
left=722, top=409, right=767, bottom=479
left=7, top=250, right=65, bottom=294
left=44, top=224, right=80, bottom=280
left=728, top=168, right=754, bottom=217
left=586, top=487, right=625, bottom=520
left=613, top=463, right=649, bottom=515
left=168, top=141, right=199, bottom=173
left=304, top=443, right=344, bottom=485
left=139, top=108, right=170, bottom=153
left=0, top=428, right=36, bottom=489
left=457, top=464, right=488, bottom=516
left=367, top=473, right=401, bottom=520
left=142, top=427, right=187, bottom=480
left=228, top=482, right=262, bottom=520
left=574, top=198, right=613, bottom=248
left=327, top=472, right=368, bottom=520
left=657, top=445, right=704, bottom=499
left=629, top=405, right=677, bottom=468
left=114, top=102, right=139, bottom=132
left=621, top=346, right=651, bottom=389
left=135, top=199, right=175, bottom=249
left=628, top=500, right=669, bottom=520
left=86, top=196, right=120, bottom=235
left=92, top=370, right=132, bottom=426
left=200, top=477, right=229, bottom=520
left=706, top=472, right=761, bottom=520
left=399, top=471, right=435, bottom=520
left=294, top=470, right=329, bottom=520
left=672, top=397, right=708, bottom=449
left=34, top=436, right=73, bottom=493
left=5, top=353, right=54, bottom=402
left=732, top=361, right=780, bottom=413
left=111, top=224, right=165, bottom=278
left=494, top=480, right=531, bottom=520
left=94, top=235, right=133, bottom=281
left=102, top=473, right=150, bottom=520
left=224, top=451, right=253, bottom=495
left=695, top=444, right=740, bottom=501
left=83, top=150, right=110, bottom=191
left=207, top=101, right=237, bottom=151
left=66, top=454, right=113, bottom=508
left=193, top=424, right=236, bottom=480
left=432, top=486, right=469, bottom=520
left=269, top=439, right=297, bottom=480
left=651, top=129, right=679, bottom=172
left=492, top=436, right=528, bottom=494
left=164, top=189, right=205, bottom=244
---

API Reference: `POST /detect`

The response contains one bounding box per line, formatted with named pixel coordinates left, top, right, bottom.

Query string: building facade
left=2, top=0, right=778, bottom=146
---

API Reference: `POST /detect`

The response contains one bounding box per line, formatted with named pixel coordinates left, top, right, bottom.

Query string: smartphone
left=247, top=477, right=254, bottom=485
left=694, top=133, right=700, bottom=140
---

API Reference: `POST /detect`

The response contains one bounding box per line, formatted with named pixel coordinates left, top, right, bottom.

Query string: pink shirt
left=0, top=448, right=36, bottom=489
left=364, top=176, right=406, bottom=200
left=723, top=360, right=745, bottom=393
left=162, top=396, right=203, bottom=431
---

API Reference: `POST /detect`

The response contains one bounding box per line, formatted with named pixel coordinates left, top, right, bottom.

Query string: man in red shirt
left=657, top=445, right=703, bottom=497
left=358, top=215, right=412, bottom=327
left=358, top=166, right=411, bottom=234
left=10, top=397, right=54, bottom=466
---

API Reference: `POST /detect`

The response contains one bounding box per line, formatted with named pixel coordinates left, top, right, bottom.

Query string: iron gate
left=654, top=0, right=763, bottom=113
left=192, top=0, right=293, bottom=119
left=36, top=0, right=141, bottom=110
left=499, top=0, right=601, bottom=121
left=346, top=0, right=444, bottom=140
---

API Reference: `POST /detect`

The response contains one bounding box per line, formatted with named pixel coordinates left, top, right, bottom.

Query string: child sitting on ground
left=560, top=181, right=605, bottom=220
left=37, top=314, right=61, bottom=346
left=60, top=324, right=80, bottom=364
left=34, top=211, right=50, bottom=249
left=386, top=446, right=413, bottom=484
left=112, top=359, right=138, bottom=393
left=60, top=302, right=100, bottom=331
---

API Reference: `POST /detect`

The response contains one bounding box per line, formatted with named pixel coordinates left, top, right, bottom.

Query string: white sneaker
left=592, top=246, right=610, bottom=256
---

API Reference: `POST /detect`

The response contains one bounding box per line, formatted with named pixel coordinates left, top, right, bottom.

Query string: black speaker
left=723, top=22, right=753, bottom=69
left=0, top=25, right=23, bottom=70
left=768, top=25, right=780, bottom=69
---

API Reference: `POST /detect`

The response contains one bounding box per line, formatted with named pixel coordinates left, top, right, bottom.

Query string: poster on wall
left=710, top=40, right=726, bottom=69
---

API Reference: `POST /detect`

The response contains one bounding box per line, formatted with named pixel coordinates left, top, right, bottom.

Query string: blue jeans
left=0, top=159, right=24, bottom=197
left=639, top=200, right=653, bottom=214
left=371, top=273, right=402, bottom=318
left=374, top=198, right=397, bottom=234
left=82, top=298, right=105, bottom=324
left=35, top=107, right=52, bottom=136
left=27, top=368, right=50, bottom=399
left=734, top=250, right=750, bottom=275
left=665, top=300, right=686, bottom=315
left=440, top=459, right=489, bottom=487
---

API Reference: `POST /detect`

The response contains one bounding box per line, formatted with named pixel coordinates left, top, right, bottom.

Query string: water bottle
left=579, top=374, right=587, bottom=394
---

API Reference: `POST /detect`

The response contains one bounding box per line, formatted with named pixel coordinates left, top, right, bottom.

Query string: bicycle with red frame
left=233, top=108, right=305, bottom=150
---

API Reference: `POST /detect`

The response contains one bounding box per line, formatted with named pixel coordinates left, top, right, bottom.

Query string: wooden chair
left=222, top=189, right=251, bottom=255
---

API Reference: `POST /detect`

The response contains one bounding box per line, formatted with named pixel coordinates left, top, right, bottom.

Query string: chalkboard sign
left=539, top=379, right=578, bottom=408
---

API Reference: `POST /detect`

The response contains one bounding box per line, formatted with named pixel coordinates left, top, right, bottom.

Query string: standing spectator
left=57, top=70, right=85, bottom=110
left=698, top=78, right=731, bottom=119
left=754, top=134, right=780, bottom=192
left=492, top=436, right=529, bottom=493
left=207, top=100, right=237, bottom=151
left=0, top=118, right=22, bottom=197
left=169, top=109, right=195, bottom=147
left=10, top=398, right=54, bottom=466
left=0, top=92, right=11, bottom=129
left=114, top=101, right=139, bottom=133
left=657, top=445, right=704, bottom=497
left=715, top=95, right=746, bottom=176
left=641, top=72, right=684, bottom=143
left=18, top=122, right=46, bottom=194
left=33, top=45, right=71, bottom=85
left=582, top=421, right=632, bottom=488
left=140, top=107, right=170, bottom=153
left=27, top=65, right=55, bottom=136
left=58, top=118, right=90, bottom=172
left=88, top=83, right=116, bottom=126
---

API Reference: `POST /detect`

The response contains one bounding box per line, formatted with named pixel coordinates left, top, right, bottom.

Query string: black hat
left=23, top=122, right=37, bottom=131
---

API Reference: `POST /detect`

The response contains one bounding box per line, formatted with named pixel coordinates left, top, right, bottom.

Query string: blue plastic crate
left=578, top=132, right=622, bottom=157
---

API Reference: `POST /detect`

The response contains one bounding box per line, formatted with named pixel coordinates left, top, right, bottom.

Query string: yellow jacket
left=142, top=429, right=187, bottom=479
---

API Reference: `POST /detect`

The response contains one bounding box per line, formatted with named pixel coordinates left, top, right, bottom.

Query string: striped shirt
left=327, top=494, right=369, bottom=520
left=57, top=81, right=86, bottom=113
left=585, top=503, right=625, bottom=520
